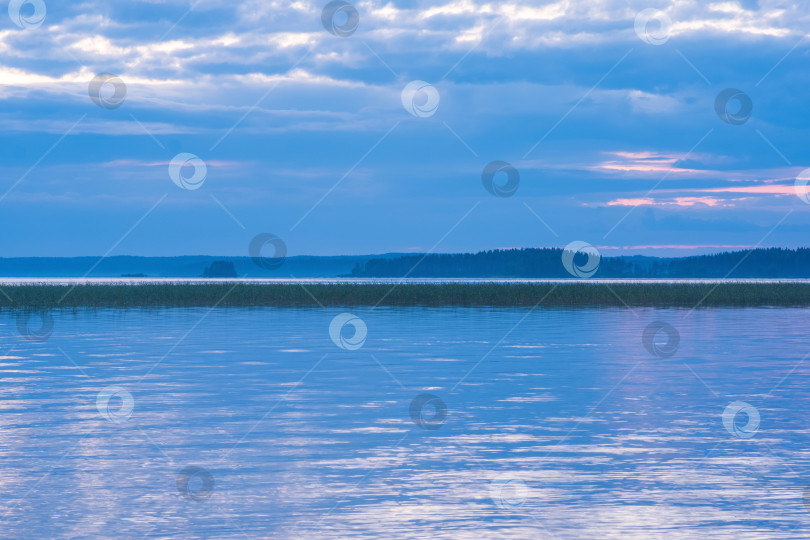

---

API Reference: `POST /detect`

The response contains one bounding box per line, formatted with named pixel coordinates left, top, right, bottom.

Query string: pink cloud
left=606, top=196, right=728, bottom=207
left=590, top=151, right=802, bottom=186
left=699, top=184, right=796, bottom=195
left=592, top=151, right=711, bottom=176
left=603, top=181, right=799, bottom=209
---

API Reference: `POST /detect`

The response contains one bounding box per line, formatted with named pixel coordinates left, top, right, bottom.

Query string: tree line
left=350, top=247, right=810, bottom=278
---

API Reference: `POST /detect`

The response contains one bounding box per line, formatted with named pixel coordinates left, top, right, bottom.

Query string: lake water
left=2, top=277, right=810, bottom=285
left=1, top=306, right=808, bottom=538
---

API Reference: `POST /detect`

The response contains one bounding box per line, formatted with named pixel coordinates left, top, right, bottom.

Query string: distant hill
left=2, top=248, right=809, bottom=279
left=201, top=261, right=238, bottom=278
left=0, top=254, right=409, bottom=278
left=350, top=247, right=810, bottom=278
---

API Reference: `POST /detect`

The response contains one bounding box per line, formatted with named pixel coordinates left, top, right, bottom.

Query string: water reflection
left=0, top=307, right=808, bottom=538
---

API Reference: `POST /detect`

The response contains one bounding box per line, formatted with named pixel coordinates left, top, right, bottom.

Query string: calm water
left=1, top=307, right=809, bottom=538
left=2, top=277, right=810, bottom=285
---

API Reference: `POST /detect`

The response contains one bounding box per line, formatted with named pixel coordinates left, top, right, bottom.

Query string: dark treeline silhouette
left=349, top=247, right=810, bottom=278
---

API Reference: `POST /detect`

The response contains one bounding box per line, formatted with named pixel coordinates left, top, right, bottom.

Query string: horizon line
left=0, top=245, right=807, bottom=260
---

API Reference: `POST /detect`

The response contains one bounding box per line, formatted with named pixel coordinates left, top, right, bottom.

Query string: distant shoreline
left=1, top=282, right=809, bottom=308
left=3, top=247, right=810, bottom=280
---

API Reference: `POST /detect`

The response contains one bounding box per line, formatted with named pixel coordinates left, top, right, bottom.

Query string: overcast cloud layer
left=2, top=0, right=809, bottom=257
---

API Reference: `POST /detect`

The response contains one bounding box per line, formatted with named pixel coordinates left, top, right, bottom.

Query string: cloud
left=700, top=184, right=797, bottom=195
left=605, top=196, right=731, bottom=208
left=3, top=0, right=810, bottom=256
left=593, top=151, right=709, bottom=175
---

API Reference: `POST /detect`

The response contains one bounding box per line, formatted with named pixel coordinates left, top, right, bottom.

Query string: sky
left=2, top=0, right=810, bottom=257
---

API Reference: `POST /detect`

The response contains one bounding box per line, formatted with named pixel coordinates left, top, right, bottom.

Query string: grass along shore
left=0, top=282, right=808, bottom=308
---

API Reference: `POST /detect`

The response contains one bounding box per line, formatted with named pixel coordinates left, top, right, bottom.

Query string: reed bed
left=0, top=282, right=808, bottom=308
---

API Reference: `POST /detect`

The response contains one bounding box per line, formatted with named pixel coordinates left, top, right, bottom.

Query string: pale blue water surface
left=1, top=307, right=808, bottom=538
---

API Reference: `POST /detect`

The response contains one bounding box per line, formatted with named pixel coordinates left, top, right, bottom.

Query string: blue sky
left=2, top=0, right=810, bottom=257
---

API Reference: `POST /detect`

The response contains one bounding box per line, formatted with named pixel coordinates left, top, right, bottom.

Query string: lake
left=2, top=277, right=810, bottom=285
left=1, top=306, right=808, bottom=538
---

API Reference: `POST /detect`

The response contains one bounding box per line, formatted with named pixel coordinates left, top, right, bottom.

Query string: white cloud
left=1, top=0, right=807, bottom=136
